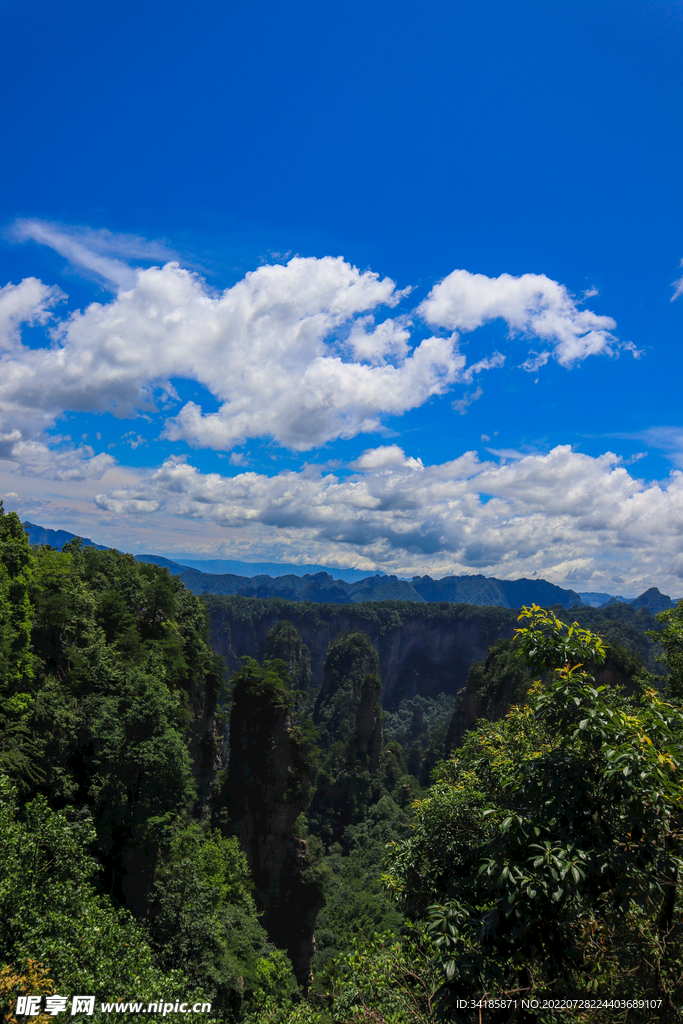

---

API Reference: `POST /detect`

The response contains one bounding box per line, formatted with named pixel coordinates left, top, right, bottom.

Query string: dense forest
left=2, top=503, right=683, bottom=1023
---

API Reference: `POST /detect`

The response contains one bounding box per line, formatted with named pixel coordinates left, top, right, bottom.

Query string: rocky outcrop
left=313, top=631, right=382, bottom=751
left=445, top=638, right=531, bottom=751
left=307, top=632, right=384, bottom=846
left=187, top=654, right=225, bottom=816
left=264, top=619, right=312, bottom=690
left=353, top=674, right=383, bottom=775
left=217, top=658, right=324, bottom=990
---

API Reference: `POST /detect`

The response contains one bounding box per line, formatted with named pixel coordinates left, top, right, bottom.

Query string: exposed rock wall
left=218, top=659, right=324, bottom=990
left=187, top=665, right=224, bottom=816
left=204, top=597, right=517, bottom=710
left=306, top=632, right=384, bottom=846
left=353, top=674, right=383, bottom=775
left=313, top=631, right=381, bottom=751
left=264, top=619, right=312, bottom=690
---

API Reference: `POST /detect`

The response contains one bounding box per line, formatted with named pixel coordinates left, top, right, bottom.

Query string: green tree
left=149, top=822, right=293, bottom=1016
left=0, top=504, right=34, bottom=691
left=0, top=776, right=201, bottom=1022
left=0, top=505, right=40, bottom=787
left=22, top=543, right=223, bottom=911
left=649, top=599, right=683, bottom=697
left=385, top=607, right=683, bottom=1020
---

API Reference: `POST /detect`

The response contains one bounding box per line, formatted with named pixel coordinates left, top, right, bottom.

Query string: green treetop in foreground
left=382, top=606, right=683, bottom=1022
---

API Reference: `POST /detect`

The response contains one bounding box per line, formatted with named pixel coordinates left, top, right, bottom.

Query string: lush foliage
left=148, top=823, right=290, bottom=1012
left=2, top=502, right=676, bottom=1023
left=0, top=776, right=197, bottom=1022
left=0, top=506, right=284, bottom=1020
left=385, top=606, right=683, bottom=1020
left=650, top=600, right=683, bottom=697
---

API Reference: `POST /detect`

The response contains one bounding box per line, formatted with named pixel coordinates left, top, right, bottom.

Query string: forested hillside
left=2, top=505, right=683, bottom=1022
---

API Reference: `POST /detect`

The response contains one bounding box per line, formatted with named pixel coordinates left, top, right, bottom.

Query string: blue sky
left=1, top=0, right=682, bottom=594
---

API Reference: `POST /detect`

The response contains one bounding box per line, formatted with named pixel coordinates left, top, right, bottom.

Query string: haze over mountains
left=21, top=520, right=679, bottom=613
left=131, top=554, right=381, bottom=583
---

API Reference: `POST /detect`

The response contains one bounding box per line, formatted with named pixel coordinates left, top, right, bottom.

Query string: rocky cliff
left=217, top=657, right=324, bottom=990
left=204, top=596, right=517, bottom=710
left=306, top=631, right=385, bottom=846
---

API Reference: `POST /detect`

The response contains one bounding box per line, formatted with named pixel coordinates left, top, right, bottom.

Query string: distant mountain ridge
left=578, top=591, right=630, bottom=607
left=22, top=521, right=109, bottom=552
left=20, top=520, right=679, bottom=613
left=136, top=558, right=585, bottom=608
left=412, top=574, right=584, bottom=609
left=610, top=587, right=676, bottom=615
left=152, top=556, right=383, bottom=582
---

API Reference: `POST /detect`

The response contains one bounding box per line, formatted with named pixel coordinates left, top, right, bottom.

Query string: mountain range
left=21, top=520, right=679, bottom=613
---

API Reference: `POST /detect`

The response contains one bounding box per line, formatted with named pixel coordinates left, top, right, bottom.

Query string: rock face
left=353, top=674, right=383, bottom=775
left=218, top=658, right=323, bottom=990
left=313, top=631, right=382, bottom=759
left=264, top=619, right=312, bottom=690
left=205, top=596, right=517, bottom=710
left=307, top=632, right=384, bottom=846
left=187, top=659, right=224, bottom=816
left=444, top=638, right=532, bottom=751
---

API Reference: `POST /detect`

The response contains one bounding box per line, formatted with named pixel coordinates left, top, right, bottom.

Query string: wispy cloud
left=463, top=351, right=505, bottom=383
left=623, top=426, right=683, bottom=468
left=9, top=220, right=176, bottom=290
left=484, top=447, right=526, bottom=461
left=672, top=259, right=683, bottom=301
left=452, top=385, right=483, bottom=414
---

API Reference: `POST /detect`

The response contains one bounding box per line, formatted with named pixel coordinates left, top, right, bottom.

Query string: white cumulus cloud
left=0, top=433, right=115, bottom=480
left=420, top=268, right=621, bottom=367
left=0, top=278, right=64, bottom=353
left=350, top=444, right=424, bottom=470
left=0, top=236, right=630, bottom=479
left=0, top=256, right=466, bottom=453
left=92, top=444, right=683, bottom=594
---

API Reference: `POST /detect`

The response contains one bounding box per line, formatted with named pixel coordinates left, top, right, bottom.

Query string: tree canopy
left=385, top=606, right=683, bottom=1020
